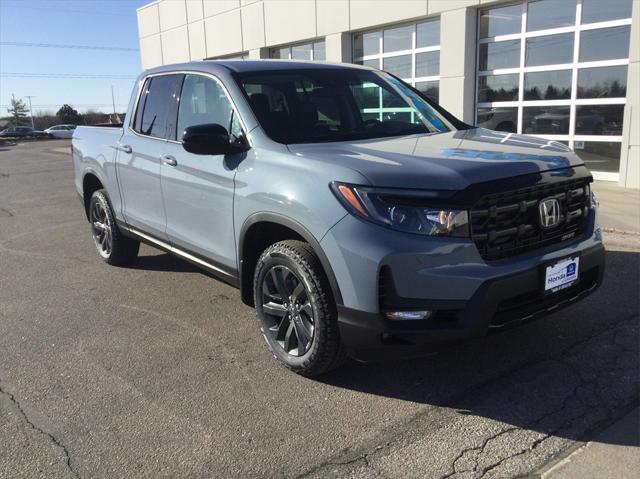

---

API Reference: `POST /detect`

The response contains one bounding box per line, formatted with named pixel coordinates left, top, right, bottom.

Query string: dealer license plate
left=544, top=257, right=579, bottom=293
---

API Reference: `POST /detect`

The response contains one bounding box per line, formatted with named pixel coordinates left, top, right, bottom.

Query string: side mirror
left=182, top=123, right=247, bottom=155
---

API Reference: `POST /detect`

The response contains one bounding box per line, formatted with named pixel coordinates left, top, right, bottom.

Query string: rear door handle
left=162, top=155, right=177, bottom=167
left=116, top=144, right=132, bottom=154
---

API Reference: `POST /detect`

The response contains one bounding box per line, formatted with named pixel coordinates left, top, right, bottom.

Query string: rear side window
left=177, top=74, right=234, bottom=141
left=133, top=74, right=183, bottom=139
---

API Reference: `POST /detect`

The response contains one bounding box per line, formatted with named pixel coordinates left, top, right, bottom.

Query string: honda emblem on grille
left=539, top=198, right=561, bottom=228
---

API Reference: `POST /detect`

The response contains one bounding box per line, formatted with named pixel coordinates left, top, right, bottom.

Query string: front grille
left=470, top=177, right=591, bottom=261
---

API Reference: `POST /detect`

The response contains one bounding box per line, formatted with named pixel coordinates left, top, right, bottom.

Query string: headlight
left=589, top=185, right=598, bottom=209
left=331, top=182, right=469, bottom=237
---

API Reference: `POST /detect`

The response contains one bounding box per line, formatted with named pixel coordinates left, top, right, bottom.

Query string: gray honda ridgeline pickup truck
left=73, top=60, right=604, bottom=376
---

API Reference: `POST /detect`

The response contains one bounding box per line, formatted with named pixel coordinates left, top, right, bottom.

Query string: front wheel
left=88, top=189, right=139, bottom=265
left=253, top=240, right=346, bottom=376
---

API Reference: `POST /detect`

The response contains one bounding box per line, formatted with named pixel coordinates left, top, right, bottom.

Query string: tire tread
left=254, top=240, right=346, bottom=376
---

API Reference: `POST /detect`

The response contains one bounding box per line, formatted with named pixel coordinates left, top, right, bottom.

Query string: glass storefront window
left=415, top=81, right=439, bottom=102
left=523, top=70, right=572, bottom=100
left=577, top=66, right=627, bottom=99
left=480, top=4, right=522, bottom=38
left=383, top=55, right=412, bottom=78
left=355, top=58, right=380, bottom=69
left=313, top=42, right=326, bottom=61
left=581, top=0, right=633, bottom=24
left=354, top=31, right=381, bottom=57
left=525, top=33, right=574, bottom=66
left=575, top=142, right=621, bottom=172
left=271, top=40, right=326, bottom=61
left=291, top=43, right=312, bottom=60
left=476, top=107, right=518, bottom=133
left=579, top=26, right=631, bottom=62
left=383, top=25, right=413, bottom=52
left=575, top=105, right=624, bottom=136
left=417, top=20, right=440, bottom=48
left=527, top=0, right=576, bottom=31
left=523, top=106, right=571, bottom=134
left=476, top=0, right=632, bottom=178
left=478, top=74, right=519, bottom=102
left=416, top=51, right=439, bottom=77
left=479, top=40, right=520, bottom=71
left=353, top=19, right=441, bottom=111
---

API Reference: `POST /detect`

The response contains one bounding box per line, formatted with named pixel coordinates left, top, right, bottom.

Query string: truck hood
left=287, top=128, right=583, bottom=190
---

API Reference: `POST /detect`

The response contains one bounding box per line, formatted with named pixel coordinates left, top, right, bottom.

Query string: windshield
left=235, top=68, right=455, bottom=144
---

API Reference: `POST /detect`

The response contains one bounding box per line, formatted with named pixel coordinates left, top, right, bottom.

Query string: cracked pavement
left=0, top=141, right=638, bottom=478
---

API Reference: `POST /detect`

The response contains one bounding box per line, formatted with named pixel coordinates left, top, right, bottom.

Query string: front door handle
left=117, top=144, right=132, bottom=154
left=162, top=155, right=177, bottom=167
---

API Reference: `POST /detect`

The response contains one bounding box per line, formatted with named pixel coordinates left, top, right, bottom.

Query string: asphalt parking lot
left=0, top=140, right=638, bottom=478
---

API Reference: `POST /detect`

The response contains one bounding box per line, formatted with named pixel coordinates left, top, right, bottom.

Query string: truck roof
left=142, top=59, right=374, bottom=77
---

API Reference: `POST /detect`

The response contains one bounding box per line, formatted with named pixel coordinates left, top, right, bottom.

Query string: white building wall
left=620, top=0, right=640, bottom=188
left=137, top=0, right=639, bottom=188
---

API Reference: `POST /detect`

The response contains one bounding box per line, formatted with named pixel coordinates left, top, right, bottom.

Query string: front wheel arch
left=238, top=213, right=343, bottom=308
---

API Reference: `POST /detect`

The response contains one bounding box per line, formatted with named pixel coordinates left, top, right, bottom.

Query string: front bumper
left=320, top=205, right=605, bottom=361
left=337, top=243, right=604, bottom=361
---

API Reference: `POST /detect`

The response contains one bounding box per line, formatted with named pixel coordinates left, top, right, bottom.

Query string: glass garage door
left=476, top=0, right=633, bottom=180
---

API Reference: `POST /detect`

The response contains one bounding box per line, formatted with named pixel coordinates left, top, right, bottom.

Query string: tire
left=88, top=189, right=139, bottom=266
left=253, top=240, right=347, bottom=376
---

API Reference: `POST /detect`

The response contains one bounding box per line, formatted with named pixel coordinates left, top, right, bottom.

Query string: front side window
left=237, top=68, right=453, bottom=144
left=177, top=74, right=234, bottom=141
left=133, top=74, right=182, bottom=139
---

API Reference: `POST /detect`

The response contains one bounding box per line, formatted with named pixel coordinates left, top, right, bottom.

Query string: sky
left=0, top=0, right=150, bottom=115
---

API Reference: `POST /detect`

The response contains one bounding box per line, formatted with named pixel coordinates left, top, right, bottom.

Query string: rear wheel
left=254, top=240, right=346, bottom=376
left=88, top=189, right=139, bottom=265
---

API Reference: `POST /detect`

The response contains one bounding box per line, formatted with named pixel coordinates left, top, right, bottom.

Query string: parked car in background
left=45, top=124, right=77, bottom=139
left=0, top=126, right=49, bottom=138
left=72, top=60, right=604, bottom=376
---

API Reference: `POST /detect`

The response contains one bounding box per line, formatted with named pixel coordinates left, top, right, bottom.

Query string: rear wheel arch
left=82, top=172, right=104, bottom=220
left=238, top=213, right=343, bottom=308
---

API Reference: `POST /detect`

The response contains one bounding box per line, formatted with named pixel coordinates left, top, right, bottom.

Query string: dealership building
left=137, top=0, right=639, bottom=188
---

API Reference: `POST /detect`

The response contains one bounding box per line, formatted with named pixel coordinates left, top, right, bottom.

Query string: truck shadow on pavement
left=131, top=252, right=205, bottom=274
left=318, top=249, right=639, bottom=447
left=130, top=247, right=638, bottom=447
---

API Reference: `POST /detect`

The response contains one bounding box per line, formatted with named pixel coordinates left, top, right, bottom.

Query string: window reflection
left=416, top=51, right=439, bottom=77
left=477, top=107, right=518, bottom=132
left=582, top=0, right=633, bottom=24
left=576, top=105, right=624, bottom=135
left=575, top=142, right=621, bottom=172
left=417, top=20, right=440, bottom=48
left=354, top=31, right=381, bottom=57
left=480, top=4, right=522, bottom=38
left=383, top=55, right=412, bottom=79
left=478, top=74, right=519, bottom=102
left=523, top=107, right=571, bottom=134
left=525, top=33, right=574, bottom=66
left=415, top=81, right=439, bottom=102
left=580, top=26, right=631, bottom=62
left=527, top=0, right=576, bottom=31
left=383, top=25, right=413, bottom=53
left=524, top=70, right=572, bottom=100
left=479, top=40, right=520, bottom=70
left=577, top=66, right=627, bottom=98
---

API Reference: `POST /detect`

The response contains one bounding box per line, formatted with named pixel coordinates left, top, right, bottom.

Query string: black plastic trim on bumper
left=337, top=243, right=605, bottom=361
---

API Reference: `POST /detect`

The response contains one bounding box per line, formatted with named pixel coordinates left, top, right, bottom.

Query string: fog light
left=385, top=310, right=433, bottom=321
